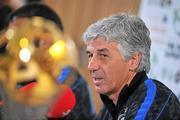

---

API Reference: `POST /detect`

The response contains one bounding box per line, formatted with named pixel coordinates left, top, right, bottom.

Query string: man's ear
left=128, top=52, right=142, bottom=71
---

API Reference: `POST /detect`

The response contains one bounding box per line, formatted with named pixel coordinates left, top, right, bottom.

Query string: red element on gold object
left=48, top=86, right=76, bottom=118
left=0, top=100, right=3, bottom=106
left=19, top=82, right=36, bottom=91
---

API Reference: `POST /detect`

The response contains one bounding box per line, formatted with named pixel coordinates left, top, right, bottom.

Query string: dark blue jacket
left=96, top=71, right=180, bottom=120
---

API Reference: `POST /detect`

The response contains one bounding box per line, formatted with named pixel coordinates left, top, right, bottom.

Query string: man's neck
left=109, top=71, right=137, bottom=105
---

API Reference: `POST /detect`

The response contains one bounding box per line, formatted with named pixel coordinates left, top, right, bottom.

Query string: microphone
left=0, top=100, right=3, bottom=106
left=47, top=84, right=76, bottom=118
left=19, top=82, right=76, bottom=118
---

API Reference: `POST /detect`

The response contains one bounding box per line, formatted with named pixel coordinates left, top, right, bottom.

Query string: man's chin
left=95, top=86, right=106, bottom=94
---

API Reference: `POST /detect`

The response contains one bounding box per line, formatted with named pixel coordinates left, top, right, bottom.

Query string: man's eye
left=87, top=54, right=93, bottom=58
left=100, top=54, right=108, bottom=57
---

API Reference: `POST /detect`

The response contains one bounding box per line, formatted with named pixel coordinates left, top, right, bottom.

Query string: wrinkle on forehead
left=86, top=37, right=120, bottom=54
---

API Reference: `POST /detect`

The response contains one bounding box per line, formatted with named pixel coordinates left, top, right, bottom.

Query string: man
left=83, top=13, right=180, bottom=120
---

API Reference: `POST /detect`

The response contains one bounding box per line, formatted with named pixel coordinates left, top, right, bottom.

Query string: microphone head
left=20, top=82, right=76, bottom=118
left=47, top=84, right=76, bottom=118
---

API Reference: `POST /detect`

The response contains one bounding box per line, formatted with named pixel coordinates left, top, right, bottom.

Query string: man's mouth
left=93, top=78, right=103, bottom=86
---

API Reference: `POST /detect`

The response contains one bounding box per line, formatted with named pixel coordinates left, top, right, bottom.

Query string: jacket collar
left=100, top=71, right=148, bottom=118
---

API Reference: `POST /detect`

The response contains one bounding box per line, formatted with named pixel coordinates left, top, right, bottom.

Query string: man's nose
left=88, top=57, right=99, bottom=72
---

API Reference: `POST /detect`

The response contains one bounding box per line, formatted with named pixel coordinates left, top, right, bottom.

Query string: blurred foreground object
left=0, top=16, right=78, bottom=106
left=20, top=82, right=76, bottom=118
left=0, top=3, right=95, bottom=120
left=56, top=66, right=96, bottom=120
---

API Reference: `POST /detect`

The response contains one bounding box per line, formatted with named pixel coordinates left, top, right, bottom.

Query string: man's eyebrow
left=86, top=50, right=91, bottom=54
left=86, top=48, right=110, bottom=54
left=97, top=48, right=109, bottom=53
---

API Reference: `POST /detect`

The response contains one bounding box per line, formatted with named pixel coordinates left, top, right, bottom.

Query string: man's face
left=86, top=37, right=131, bottom=96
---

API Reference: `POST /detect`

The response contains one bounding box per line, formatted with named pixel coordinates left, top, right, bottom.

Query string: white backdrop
left=139, top=0, right=180, bottom=99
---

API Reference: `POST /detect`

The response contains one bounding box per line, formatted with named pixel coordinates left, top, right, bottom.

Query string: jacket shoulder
left=125, top=79, right=180, bottom=120
left=147, top=80, right=180, bottom=120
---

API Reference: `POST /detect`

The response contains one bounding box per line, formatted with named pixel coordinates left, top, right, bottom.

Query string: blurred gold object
left=0, top=17, right=78, bottom=106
